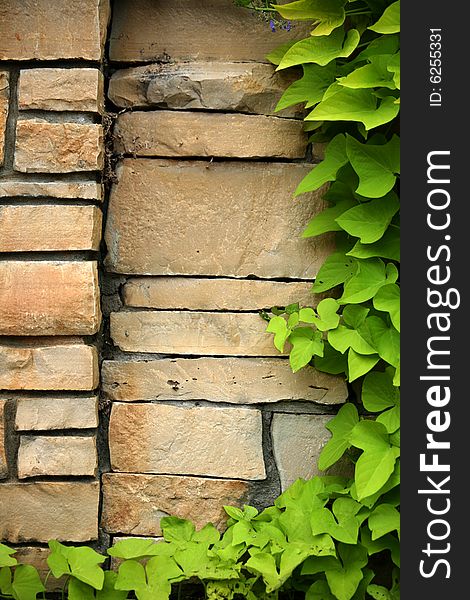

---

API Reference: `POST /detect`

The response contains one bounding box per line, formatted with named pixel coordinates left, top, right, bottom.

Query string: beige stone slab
left=18, top=68, right=104, bottom=112
left=111, top=311, right=280, bottom=356
left=109, top=0, right=310, bottom=63
left=108, top=62, right=302, bottom=117
left=0, top=180, right=102, bottom=200
left=15, top=395, right=98, bottom=430
left=109, top=402, right=265, bottom=480
left=114, top=111, right=306, bottom=159
left=0, top=261, right=101, bottom=335
left=102, top=357, right=347, bottom=405
left=18, top=435, right=97, bottom=478
left=14, top=120, right=104, bottom=173
left=0, top=399, right=7, bottom=478
left=0, top=205, right=102, bottom=251
left=105, top=159, right=331, bottom=278
left=0, top=71, right=9, bottom=166
left=13, top=547, right=67, bottom=592
left=102, top=473, right=248, bottom=535
left=0, top=481, right=99, bottom=542
left=123, top=278, right=317, bottom=311
left=0, top=0, right=110, bottom=61
left=0, top=340, right=99, bottom=391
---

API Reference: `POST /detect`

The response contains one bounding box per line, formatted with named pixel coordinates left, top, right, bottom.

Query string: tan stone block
left=102, top=358, right=347, bottom=405
left=0, top=399, right=7, bottom=478
left=14, top=120, right=103, bottom=173
left=0, top=180, right=103, bottom=200
left=0, top=261, right=101, bottom=335
left=111, top=311, right=280, bottom=356
left=109, top=0, right=310, bottom=63
left=108, top=62, right=301, bottom=117
left=0, top=340, right=99, bottom=391
left=12, top=547, right=67, bottom=592
left=0, top=0, right=110, bottom=61
left=123, top=278, right=318, bottom=311
left=0, top=71, right=9, bottom=166
left=109, top=402, right=265, bottom=480
left=15, top=396, right=98, bottom=430
left=115, top=111, right=306, bottom=159
left=18, top=68, right=104, bottom=112
left=105, top=159, right=331, bottom=278
left=18, top=435, right=97, bottom=478
left=0, top=205, right=102, bottom=251
left=0, top=481, right=99, bottom=542
left=102, top=473, right=248, bottom=536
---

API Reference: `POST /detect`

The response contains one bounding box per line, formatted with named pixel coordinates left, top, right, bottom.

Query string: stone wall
left=0, top=0, right=348, bottom=562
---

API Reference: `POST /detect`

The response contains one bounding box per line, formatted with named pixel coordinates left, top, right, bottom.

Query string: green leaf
left=342, top=305, right=369, bottom=329
left=362, top=316, right=399, bottom=367
left=246, top=553, right=281, bottom=593
left=311, top=498, right=362, bottom=544
left=328, top=325, right=376, bottom=355
left=338, top=55, right=397, bottom=90
left=346, top=135, right=400, bottom=198
left=266, top=316, right=291, bottom=353
left=115, top=561, right=147, bottom=592
left=362, top=370, right=399, bottom=412
left=278, top=28, right=360, bottom=69
left=306, top=579, right=336, bottom=599
left=318, top=404, right=359, bottom=470
left=11, top=565, right=46, bottom=600
left=312, top=252, right=358, bottom=293
left=354, top=35, right=399, bottom=61
left=336, top=194, right=399, bottom=243
left=68, top=578, right=96, bottom=600
left=161, top=517, right=195, bottom=543
left=108, top=538, right=162, bottom=560
left=347, top=227, right=400, bottom=261
left=347, top=349, right=380, bottom=382
left=0, top=566, right=12, bottom=596
left=387, top=52, right=400, bottom=89
left=0, top=544, right=17, bottom=568
left=299, top=299, right=340, bottom=331
left=274, top=0, right=347, bottom=36
left=96, top=572, right=129, bottom=600
left=276, top=63, right=337, bottom=111
left=296, top=134, right=348, bottom=195
left=373, top=283, right=400, bottom=331
left=46, top=541, right=71, bottom=579
left=369, top=1, right=400, bottom=34
left=266, top=41, right=298, bottom=65
left=146, top=555, right=183, bottom=584
left=306, top=89, right=399, bottom=131
left=303, top=198, right=358, bottom=237
left=325, top=544, right=368, bottom=600
left=340, top=258, right=392, bottom=304
left=289, top=328, right=324, bottom=372
left=67, top=547, right=106, bottom=590
left=369, top=504, right=400, bottom=540
left=314, top=342, right=348, bottom=374
left=192, top=523, right=220, bottom=544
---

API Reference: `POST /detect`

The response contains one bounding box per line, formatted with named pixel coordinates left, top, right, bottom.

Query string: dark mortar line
left=105, top=470, right=266, bottom=484
left=116, top=152, right=310, bottom=165
left=0, top=59, right=102, bottom=69
left=17, top=110, right=100, bottom=124
left=107, top=58, right=279, bottom=69
left=0, top=172, right=101, bottom=182
left=3, top=398, right=20, bottom=481
left=15, top=429, right=98, bottom=437
left=2, top=68, right=19, bottom=175
left=12, top=475, right=99, bottom=484
left=103, top=350, right=292, bottom=362
left=0, top=197, right=103, bottom=207
left=111, top=273, right=316, bottom=284
left=0, top=390, right=98, bottom=400
left=116, top=306, right=283, bottom=314
left=0, top=251, right=100, bottom=261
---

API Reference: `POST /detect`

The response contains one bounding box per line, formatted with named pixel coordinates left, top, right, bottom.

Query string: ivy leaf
left=362, top=370, right=399, bottom=412
left=311, top=498, right=362, bottom=544
left=0, top=567, right=12, bottom=596
left=11, top=565, right=45, bottom=600
left=336, top=194, right=399, bottom=243
left=96, top=572, right=129, bottom=600
left=146, top=555, right=183, bottom=584
left=46, top=541, right=71, bottom=579
left=360, top=528, right=400, bottom=563
left=325, top=544, right=368, bottom=600
left=368, top=504, right=400, bottom=540
left=161, top=517, right=195, bottom=544
left=387, top=52, right=400, bottom=89
left=339, top=258, right=392, bottom=304
left=328, top=326, right=376, bottom=355
left=266, top=41, right=298, bottom=65
left=278, top=28, right=360, bottom=69
left=0, top=544, right=17, bottom=568
left=373, top=284, right=400, bottom=331
left=67, top=547, right=106, bottom=590
left=347, top=227, right=400, bottom=261
left=342, top=305, right=369, bottom=329
left=276, top=63, right=337, bottom=111
left=318, top=404, right=359, bottom=470
left=306, top=579, right=336, bottom=599
left=315, top=298, right=341, bottom=331
left=246, top=553, right=281, bottom=593
left=306, top=89, right=399, bottom=131
left=68, top=578, right=96, bottom=600
left=115, top=561, right=147, bottom=592
left=289, top=328, right=324, bottom=372
left=108, top=538, right=162, bottom=560
left=312, top=252, right=358, bottom=293
left=338, top=55, right=397, bottom=90
left=346, top=135, right=400, bottom=198
left=273, top=0, right=347, bottom=36
left=362, top=316, right=399, bottom=367
left=314, top=342, right=348, bottom=374
left=302, top=198, right=357, bottom=237
left=347, top=349, right=380, bottom=382
left=295, top=134, right=348, bottom=195
left=369, top=1, right=400, bottom=34
left=192, top=523, right=220, bottom=544
left=354, top=35, right=400, bottom=61
left=266, top=316, right=291, bottom=353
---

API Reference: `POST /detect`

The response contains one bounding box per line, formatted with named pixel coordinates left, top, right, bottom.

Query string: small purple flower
left=269, top=19, right=276, bottom=32
left=285, top=20, right=292, bottom=31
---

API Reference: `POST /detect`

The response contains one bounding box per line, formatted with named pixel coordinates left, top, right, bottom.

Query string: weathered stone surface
left=272, top=413, right=352, bottom=490
left=0, top=205, right=102, bottom=251
left=111, top=311, right=280, bottom=356
left=110, top=0, right=310, bottom=63
left=14, top=120, right=104, bottom=173
left=0, top=399, right=7, bottom=478
left=0, top=261, right=101, bottom=335
left=102, top=473, right=248, bottom=535
left=108, top=62, right=302, bottom=117
left=105, top=160, right=331, bottom=278
left=13, top=548, right=67, bottom=592
left=18, top=68, right=104, bottom=112
left=15, top=396, right=98, bottom=430
left=123, top=278, right=317, bottom=311
left=115, top=111, right=306, bottom=159
left=18, top=435, right=97, bottom=478
left=102, top=358, right=347, bottom=405
left=0, top=71, right=8, bottom=166
left=0, top=180, right=102, bottom=200
left=109, top=403, right=265, bottom=480
left=0, top=482, right=99, bottom=542
left=0, top=0, right=110, bottom=61
left=0, top=340, right=99, bottom=391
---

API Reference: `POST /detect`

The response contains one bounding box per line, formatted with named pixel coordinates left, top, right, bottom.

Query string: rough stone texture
left=15, top=396, right=99, bottom=430
left=272, top=413, right=352, bottom=490
left=13, top=548, right=67, bottom=592
left=0, top=205, right=102, bottom=251
left=0, top=481, right=99, bottom=542
left=108, top=62, right=302, bottom=117
left=0, top=261, right=101, bottom=335
left=0, top=71, right=8, bottom=166
left=114, top=111, right=306, bottom=159
left=14, top=120, right=104, bottom=173
left=102, top=358, right=347, bottom=405
left=0, top=180, right=102, bottom=200
left=110, top=0, right=310, bottom=63
left=102, top=473, right=248, bottom=535
left=111, top=311, right=281, bottom=356
left=109, top=403, right=265, bottom=480
left=0, top=400, right=7, bottom=479
left=18, top=68, right=104, bottom=112
left=105, top=160, right=331, bottom=278
left=0, top=0, right=110, bottom=61
left=18, top=436, right=97, bottom=478
left=0, top=340, right=99, bottom=391
left=123, top=278, right=317, bottom=311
